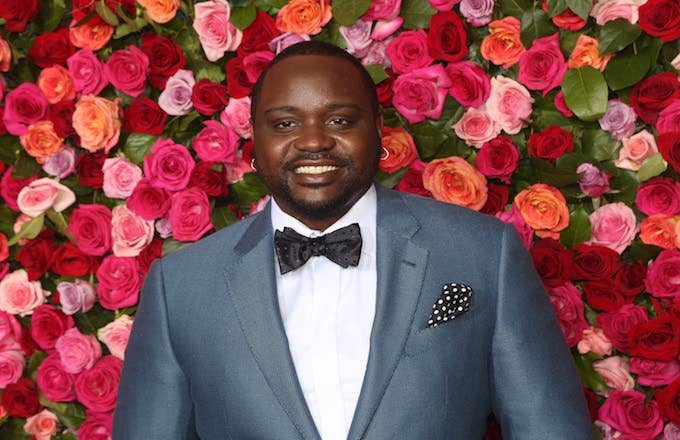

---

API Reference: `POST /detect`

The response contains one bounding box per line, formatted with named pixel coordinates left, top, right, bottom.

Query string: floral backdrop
left=0, top=0, right=678, bottom=437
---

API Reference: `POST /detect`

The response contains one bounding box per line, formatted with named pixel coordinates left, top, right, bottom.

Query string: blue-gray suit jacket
left=113, top=186, right=594, bottom=439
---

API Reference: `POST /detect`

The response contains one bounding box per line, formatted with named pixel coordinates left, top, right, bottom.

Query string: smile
left=293, top=165, right=339, bottom=174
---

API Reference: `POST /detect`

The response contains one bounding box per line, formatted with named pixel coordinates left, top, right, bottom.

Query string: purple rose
left=56, top=279, right=96, bottom=315
left=340, top=20, right=373, bottom=57
left=268, top=33, right=310, bottom=54
left=459, top=0, right=494, bottom=26
left=576, top=163, right=611, bottom=197
left=158, top=69, right=195, bottom=115
left=599, top=99, right=637, bottom=140
left=42, top=146, right=76, bottom=179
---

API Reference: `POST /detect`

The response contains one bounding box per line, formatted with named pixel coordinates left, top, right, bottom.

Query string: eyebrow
left=263, top=103, right=364, bottom=115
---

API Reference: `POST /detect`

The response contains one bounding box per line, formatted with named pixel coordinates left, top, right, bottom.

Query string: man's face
left=251, top=54, right=383, bottom=230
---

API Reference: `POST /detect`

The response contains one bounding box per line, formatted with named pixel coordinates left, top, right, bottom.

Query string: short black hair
left=249, top=40, right=379, bottom=120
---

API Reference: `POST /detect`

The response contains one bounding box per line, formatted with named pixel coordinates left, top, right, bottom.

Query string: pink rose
left=192, top=120, right=240, bottom=163
left=221, top=96, right=251, bottom=139
left=57, top=279, right=96, bottom=315
left=66, top=49, right=108, bottom=96
left=30, top=304, right=74, bottom=351
left=577, top=326, right=613, bottom=356
left=630, top=357, right=680, bottom=386
left=158, top=69, right=195, bottom=116
left=42, top=145, right=76, bottom=179
left=452, top=106, right=501, bottom=148
left=445, top=61, right=490, bottom=109
left=392, top=64, right=452, bottom=124
left=0, top=311, right=22, bottom=351
left=340, top=20, right=373, bottom=57
left=3, top=83, right=49, bottom=136
left=155, top=217, right=173, bottom=238
left=144, top=138, right=196, bottom=191
left=0, top=270, right=48, bottom=317
left=593, top=356, right=635, bottom=392
left=111, top=205, right=154, bottom=257
left=459, top=0, right=494, bottom=26
left=672, top=53, right=680, bottom=71
left=104, top=46, right=149, bottom=97
left=268, top=32, right=310, bottom=54
left=496, top=206, right=534, bottom=249
left=126, top=178, right=171, bottom=220
left=24, top=409, right=58, bottom=440
left=665, top=424, right=680, bottom=440
left=67, top=204, right=113, bottom=256
left=636, top=177, right=680, bottom=216
left=36, top=354, right=76, bottom=402
left=485, top=76, right=534, bottom=134
left=193, top=0, right=243, bottom=61
left=169, top=187, right=213, bottom=242
left=362, top=39, right=392, bottom=67
left=370, top=18, right=402, bottom=41
left=475, top=135, right=519, bottom=183
left=429, top=0, right=461, bottom=10
left=385, top=29, right=433, bottom=74
left=576, top=163, right=611, bottom=197
left=657, top=100, right=680, bottom=134
left=362, top=0, right=401, bottom=20
left=598, top=390, right=663, bottom=439
left=16, top=177, right=75, bottom=217
left=547, top=282, right=589, bottom=347
left=102, top=157, right=142, bottom=199
left=589, top=202, right=638, bottom=254
left=74, top=355, right=122, bottom=412
left=645, top=249, right=680, bottom=300
left=55, top=327, right=102, bottom=374
left=518, top=33, right=567, bottom=96
left=96, top=255, right=143, bottom=310
left=249, top=195, right=270, bottom=215
left=599, top=99, right=637, bottom=140
left=97, top=314, right=133, bottom=360
left=615, top=129, right=658, bottom=171
left=590, top=0, right=643, bottom=25
left=77, top=411, right=113, bottom=440
left=554, top=91, right=574, bottom=117
left=0, top=350, right=25, bottom=388
left=243, top=50, right=275, bottom=84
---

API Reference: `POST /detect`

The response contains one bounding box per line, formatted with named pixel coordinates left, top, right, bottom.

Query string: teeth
left=294, top=165, right=338, bottom=174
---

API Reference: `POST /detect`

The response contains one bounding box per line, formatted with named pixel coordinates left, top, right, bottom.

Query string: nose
left=294, top=122, right=334, bottom=152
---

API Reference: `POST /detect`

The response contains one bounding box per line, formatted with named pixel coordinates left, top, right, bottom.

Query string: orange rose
left=567, top=34, right=612, bottom=72
left=69, top=18, right=114, bottom=51
left=138, top=0, right=180, bottom=23
left=380, top=126, right=418, bottom=173
left=276, top=0, right=332, bottom=35
left=0, top=36, right=11, bottom=72
left=423, top=157, right=488, bottom=211
left=640, top=214, right=678, bottom=249
left=20, top=121, right=64, bottom=163
left=514, top=183, right=569, bottom=239
left=37, top=65, right=76, bottom=104
left=72, top=95, right=122, bottom=153
left=480, top=17, right=525, bottom=69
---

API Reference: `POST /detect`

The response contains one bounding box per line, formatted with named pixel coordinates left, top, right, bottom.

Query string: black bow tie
left=273, top=223, right=362, bottom=274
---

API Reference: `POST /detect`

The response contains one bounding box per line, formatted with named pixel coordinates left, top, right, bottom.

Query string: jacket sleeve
left=113, top=260, right=199, bottom=440
left=490, top=224, right=595, bottom=440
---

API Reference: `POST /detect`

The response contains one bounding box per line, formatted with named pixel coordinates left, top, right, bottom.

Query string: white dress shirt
left=271, top=186, right=377, bottom=440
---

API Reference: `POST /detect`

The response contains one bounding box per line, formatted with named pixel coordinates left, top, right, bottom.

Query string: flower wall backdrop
left=0, top=0, right=678, bottom=438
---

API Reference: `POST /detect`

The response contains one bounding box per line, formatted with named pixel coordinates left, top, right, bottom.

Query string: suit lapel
left=347, top=187, right=429, bottom=440
left=223, top=208, right=321, bottom=440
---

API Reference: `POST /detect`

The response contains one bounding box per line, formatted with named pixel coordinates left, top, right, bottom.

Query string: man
left=114, top=41, right=594, bottom=439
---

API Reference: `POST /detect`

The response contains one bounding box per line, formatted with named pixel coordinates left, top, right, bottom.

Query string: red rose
left=547, top=282, right=588, bottom=347
left=540, top=0, right=587, bottom=30
left=96, top=256, right=142, bottom=310
left=395, top=160, right=431, bottom=197
left=16, top=231, right=56, bottom=280
left=72, top=0, right=135, bottom=20
left=475, top=135, right=520, bottom=183
left=127, top=178, right=171, bottom=220
left=616, top=261, right=647, bottom=297
left=189, top=161, right=228, bottom=197
left=30, top=304, right=74, bottom=351
left=630, top=73, right=680, bottom=124
left=75, top=152, right=106, bottom=189
left=480, top=184, right=508, bottom=215
left=74, top=355, right=123, bottom=412
left=1, top=378, right=41, bottom=418
left=657, top=377, right=680, bottom=426
left=658, top=132, right=680, bottom=173
left=0, top=108, right=6, bottom=136
left=0, top=167, right=38, bottom=211
left=376, top=71, right=395, bottom=108
left=20, top=327, right=39, bottom=358
left=570, top=243, right=619, bottom=281
left=37, top=354, right=77, bottom=402
left=140, top=32, right=186, bottom=90
left=528, top=125, right=574, bottom=160
left=136, top=238, right=163, bottom=275
left=0, top=0, right=39, bottom=32
left=238, top=10, right=280, bottom=57
left=582, top=279, right=625, bottom=312
left=28, top=27, right=75, bottom=68
left=192, top=79, right=229, bottom=116
left=639, top=0, right=680, bottom=42
left=124, top=97, right=167, bottom=135
left=597, top=304, right=649, bottom=353
left=50, top=243, right=100, bottom=277
left=628, top=316, right=680, bottom=361
left=226, top=57, right=254, bottom=98
left=530, top=238, right=572, bottom=287
left=427, top=11, right=468, bottom=62
left=48, top=100, right=76, bottom=139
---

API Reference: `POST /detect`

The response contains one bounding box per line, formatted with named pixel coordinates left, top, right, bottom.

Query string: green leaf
left=194, top=62, right=227, bottom=83
left=211, top=205, right=240, bottom=231
left=46, top=209, right=75, bottom=242
left=598, top=19, right=641, bottom=55
left=315, top=19, right=346, bottom=48
left=546, top=0, right=569, bottom=17
left=401, top=0, right=436, bottom=30
left=0, top=206, right=17, bottom=237
left=560, top=206, right=591, bottom=247
left=603, top=53, right=649, bottom=90
left=517, top=159, right=580, bottom=187
left=637, top=153, right=668, bottom=182
left=630, top=240, right=662, bottom=262
left=364, top=64, right=388, bottom=84
left=231, top=3, right=257, bottom=30
left=26, top=351, right=48, bottom=378
left=561, top=67, right=608, bottom=122
left=229, top=173, right=270, bottom=213
left=639, top=35, right=664, bottom=74
left=7, top=214, right=45, bottom=247
left=162, top=238, right=192, bottom=257
left=581, top=129, right=618, bottom=161
left=410, top=121, right=449, bottom=160
left=573, top=353, right=610, bottom=392
left=608, top=169, right=639, bottom=205
left=0, top=135, right=20, bottom=165
left=332, top=0, right=371, bottom=26
left=375, top=168, right=408, bottom=189
left=0, top=419, right=31, bottom=440
left=565, top=0, right=590, bottom=20
left=555, top=152, right=591, bottom=172
left=123, top=133, right=158, bottom=164
left=113, top=17, right=148, bottom=39
left=254, top=0, right=288, bottom=9
left=39, top=397, right=87, bottom=429
left=12, top=153, right=41, bottom=178
left=520, top=8, right=555, bottom=48
left=36, top=0, right=66, bottom=32
left=499, top=0, right=532, bottom=18
left=95, top=0, right=120, bottom=26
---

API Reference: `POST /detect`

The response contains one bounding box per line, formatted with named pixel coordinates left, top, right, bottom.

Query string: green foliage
left=580, top=129, right=617, bottom=161
left=520, top=8, right=555, bottom=48
left=499, top=0, right=532, bottom=19
left=376, top=168, right=408, bottom=188
left=332, top=0, right=372, bottom=26
left=36, top=0, right=66, bottom=32
left=7, top=214, right=45, bottom=246
left=212, top=205, right=240, bottom=230
left=637, top=153, right=668, bottom=182
left=409, top=121, right=449, bottom=160
left=365, top=64, right=389, bottom=84
left=598, top=19, right=641, bottom=55
left=562, top=67, right=608, bottom=121
left=401, top=0, right=436, bottom=29
left=231, top=4, right=258, bottom=30
left=560, top=206, right=591, bottom=247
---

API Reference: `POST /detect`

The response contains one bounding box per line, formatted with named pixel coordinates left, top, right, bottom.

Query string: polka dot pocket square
left=427, top=283, right=472, bottom=328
